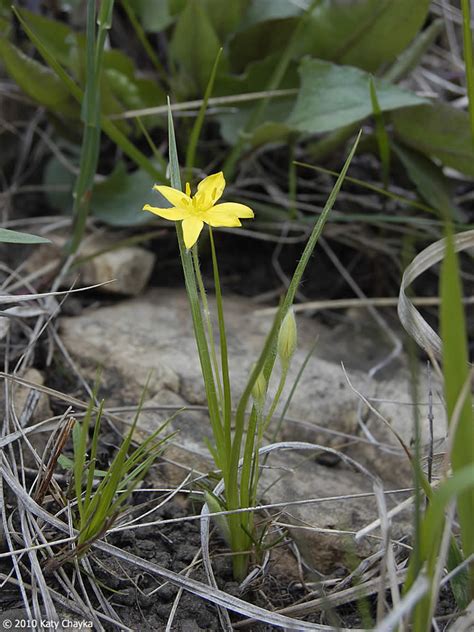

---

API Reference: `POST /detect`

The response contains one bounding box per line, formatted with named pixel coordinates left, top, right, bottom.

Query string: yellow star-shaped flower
left=143, top=172, right=254, bottom=249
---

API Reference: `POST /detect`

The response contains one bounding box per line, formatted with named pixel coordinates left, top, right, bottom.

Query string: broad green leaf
left=133, top=0, right=175, bottom=31
left=249, top=121, right=292, bottom=147
left=392, top=103, right=474, bottom=177
left=287, top=58, right=426, bottom=134
left=393, top=143, right=459, bottom=219
left=203, top=0, right=250, bottom=40
left=215, top=52, right=298, bottom=96
left=239, top=0, right=302, bottom=27
left=103, top=48, right=136, bottom=77
left=44, top=157, right=155, bottom=226
left=299, top=0, right=431, bottom=72
left=228, top=17, right=298, bottom=72
left=0, top=228, right=50, bottom=244
left=169, top=0, right=225, bottom=96
left=43, top=154, right=76, bottom=213
left=216, top=54, right=298, bottom=145
left=219, top=101, right=293, bottom=146
left=102, top=68, right=165, bottom=130
left=91, top=163, right=155, bottom=226
left=0, top=36, right=78, bottom=117
left=11, top=8, right=74, bottom=66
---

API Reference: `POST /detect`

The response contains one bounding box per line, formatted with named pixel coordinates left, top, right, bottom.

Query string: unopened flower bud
left=252, top=370, right=267, bottom=411
left=205, top=492, right=231, bottom=545
left=277, top=309, right=297, bottom=365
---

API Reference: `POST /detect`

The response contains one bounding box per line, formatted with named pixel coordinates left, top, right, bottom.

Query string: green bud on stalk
left=251, top=370, right=267, bottom=412
left=277, top=309, right=297, bottom=366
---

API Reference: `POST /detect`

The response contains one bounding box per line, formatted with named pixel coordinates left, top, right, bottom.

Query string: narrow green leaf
left=13, top=7, right=164, bottom=183
left=0, top=228, right=50, bottom=245
left=185, top=47, right=223, bottom=178
left=440, top=227, right=474, bottom=592
left=369, top=75, right=390, bottom=188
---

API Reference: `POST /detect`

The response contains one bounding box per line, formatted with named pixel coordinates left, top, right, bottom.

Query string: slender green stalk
left=70, top=0, right=114, bottom=253
left=263, top=367, right=289, bottom=433
left=209, top=229, right=232, bottom=460
left=228, top=132, right=362, bottom=578
left=192, top=246, right=225, bottom=409
left=121, top=0, right=168, bottom=84
left=369, top=76, right=390, bottom=189
left=288, top=135, right=298, bottom=219
left=270, top=338, right=318, bottom=443
left=440, top=224, right=474, bottom=594
left=14, top=7, right=165, bottom=182
left=166, top=101, right=225, bottom=464
left=294, top=161, right=437, bottom=215
left=185, top=49, right=223, bottom=181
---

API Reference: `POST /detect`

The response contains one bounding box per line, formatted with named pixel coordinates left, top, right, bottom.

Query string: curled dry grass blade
left=399, top=225, right=474, bottom=623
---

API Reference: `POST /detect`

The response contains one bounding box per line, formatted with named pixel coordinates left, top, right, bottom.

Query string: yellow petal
left=143, top=204, right=190, bottom=221
left=182, top=217, right=204, bottom=249
left=211, top=202, right=254, bottom=219
left=203, top=212, right=242, bottom=228
left=153, top=185, right=192, bottom=208
left=196, top=172, right=226, bottom=208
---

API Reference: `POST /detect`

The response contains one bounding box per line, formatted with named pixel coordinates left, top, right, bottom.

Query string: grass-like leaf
left=0, top=228, right=50, bottom=245
left=440, top=225, right=474, bottom=595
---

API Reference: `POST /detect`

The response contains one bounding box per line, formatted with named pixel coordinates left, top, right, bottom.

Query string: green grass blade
left=369, top=76, right=390, bottom=188
left=209, top=228, right=232, bottom=460
left=13, top=7, right=164, bottom=183
left=84, top=400, right=104, bottom=512
left=409, top=464, right=474, bottom=629
left=70, top=0, right=105, bottom=252
left=0, top=228, right=50, bottom=244
left=73, top=397, right=95, bottom=521
left=294, top=161, right=437, bottom=215
left=185, top=48, right=223, bottom=181
left=440, top=225, right=474, bottom=594
left=121, top=0, right=168, bottom=82
left=227, top=131, right=361, bottom=577
left=167, top=101, right=225, bottom=457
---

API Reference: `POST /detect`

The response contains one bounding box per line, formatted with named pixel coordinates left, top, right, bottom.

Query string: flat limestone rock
left=59, top=288, right=446, bottom=475
left=59, top=288, right=445, bottom=572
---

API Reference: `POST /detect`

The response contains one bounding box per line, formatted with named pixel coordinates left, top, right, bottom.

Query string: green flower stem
left=263, top=363, right=289, bottom=434
left=121, top=0, right=169, bottom=85
left=70, top=0, right=114, bottom=253
left=208, top=229, right=233, bottom=463
left=208, top=228, right=247, bottom=576
left=239, top=406, right=259, bottom=534
left=166, top=104, right=224, bottom=462
left=191, top=245, right=225, bottom=411
left=185, top=50, right=223, bottom=183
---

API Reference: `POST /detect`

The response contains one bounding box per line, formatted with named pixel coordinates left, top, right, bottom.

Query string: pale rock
left=10, top=368, right=52, bottom=468
left=59, top=288, right=447, bottom=480
left=23, top=233, right=155, bottom=296
left=59, top=288, right=446, bottom=571
left=260, top=449, right=411, bottom=574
